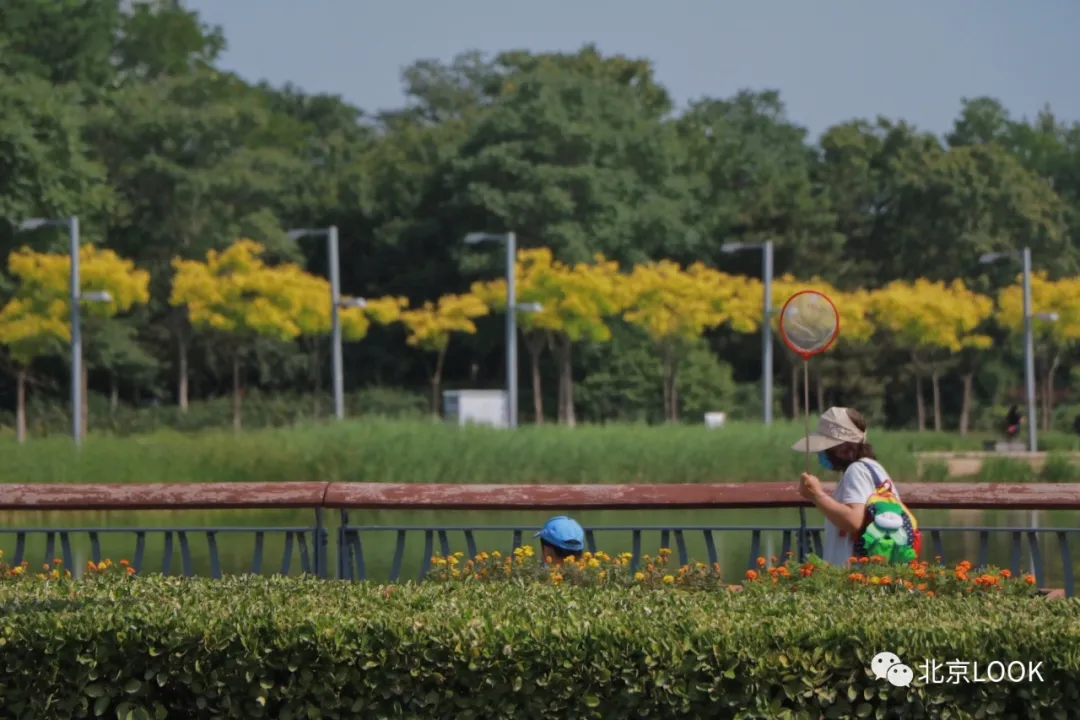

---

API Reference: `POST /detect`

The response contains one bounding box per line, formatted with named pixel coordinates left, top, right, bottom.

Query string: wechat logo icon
left=871, top=651, right=913, bottom=688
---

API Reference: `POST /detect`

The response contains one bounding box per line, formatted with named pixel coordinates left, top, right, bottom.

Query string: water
left=0, top=507, right=1075, bottom=587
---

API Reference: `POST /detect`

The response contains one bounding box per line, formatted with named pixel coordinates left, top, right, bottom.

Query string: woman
left=792, top=406, right=899, bottom=567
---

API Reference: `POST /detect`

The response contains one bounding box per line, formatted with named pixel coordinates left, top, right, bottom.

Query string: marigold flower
left=52, top=558, right=62, bottom=565
left=869, top=577, right=880, bottom=585
left=1024, top=574, right=1036, bottom=585
left=869, top=555, right=885, bottom=564
left=999, top=569, right=1011, bottom=579
left=745, top=570, right=758, bottom=581
left=87, top=561, right=98, bottom=572
left=917, top=583, right=927, bottom=591
left=849, top=556, right=859, bottom=565
left=634, top=572, right=645, bottom=582
left=587, top=558, right=600, bottom=569
left=858, top=557, right=869, bottom=564
left=756, top=557, right=766, bottom=567
left=658, top=548, right=671, bottom=556
left=926, top=590, right=935, bottom=597
left=880, top=576, right=892, bottom=585
left=662, top=575, right=675, bottom=584
left=770, top=555, right=777, bottom=564
left=126, top=566, right=135, bottom=575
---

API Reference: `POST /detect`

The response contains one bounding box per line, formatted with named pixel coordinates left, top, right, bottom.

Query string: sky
left=184, top=0, right=1080, bottom=140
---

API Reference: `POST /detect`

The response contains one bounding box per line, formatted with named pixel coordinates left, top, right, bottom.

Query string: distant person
left=534, top=516, right=585, bottom=564
left=1004, top=405, right=1022, bottom=440
left=793, top=407, right=920, bottom=567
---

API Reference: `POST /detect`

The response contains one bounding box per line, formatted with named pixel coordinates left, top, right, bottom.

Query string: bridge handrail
left=0, top=482, right=1078, bottom=511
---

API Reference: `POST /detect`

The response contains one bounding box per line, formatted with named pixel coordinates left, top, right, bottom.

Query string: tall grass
left=4, top=418, right=1079, bottom=484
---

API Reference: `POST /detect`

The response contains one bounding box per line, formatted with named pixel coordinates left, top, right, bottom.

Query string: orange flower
left=859, top=556, right=869, bottom=564
left=849, top=556, right=859, bottom=565
left=756, top=557, right=767, bottom=567
left=745, top=570, right=758, bottom=581
left=778, top=566, right=790, bottom=577
left=869, top=555, right=885, bottom=564
left=999, top=569, right=1011, bottom=579
left=52, top=558, right=62, bottom=565
left=914, top=568, right=927, bottom=578
left=847, top=572, right=864, bottom=582
left=125, top=566, right=135, bottom=575
left=1024, top=574, right=1036, bottom=585
left=880, top=576, right=892, bottom=585
left=926, top=590, right=935, bottom=597
left=917, top=583, right=927, bottom=591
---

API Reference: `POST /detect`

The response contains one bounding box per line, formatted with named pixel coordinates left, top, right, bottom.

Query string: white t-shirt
left=820, top=459, right=898, bottom=567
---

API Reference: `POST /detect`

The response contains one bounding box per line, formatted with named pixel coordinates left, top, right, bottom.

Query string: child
left=792, top=407, right=904, bottom=567
left=534, top=515, right=585, bottom=564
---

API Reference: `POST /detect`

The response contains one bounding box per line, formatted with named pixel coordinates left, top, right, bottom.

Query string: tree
left=622, top=261, right=759, bottom=422
left=470, top=247, right=558, bottom=423
left=996, top=273, right=1080, bottom=431
left=169, top=239, right=301, bottom=431
left=3, top=244, right=150, bottom=437
left=400, top=293, right=489, bottom=416
left=0, top=297, right=67, bottom=442
left=281, top=262, right=406, bottom=415
left=869, top=279, right=992, bottom=431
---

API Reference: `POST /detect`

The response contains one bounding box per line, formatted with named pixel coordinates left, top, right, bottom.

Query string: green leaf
left=86, top=684, right=107, bottom=699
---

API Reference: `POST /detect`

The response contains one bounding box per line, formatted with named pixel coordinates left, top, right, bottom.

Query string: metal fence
left=0, top=481, right=1076, bottom=595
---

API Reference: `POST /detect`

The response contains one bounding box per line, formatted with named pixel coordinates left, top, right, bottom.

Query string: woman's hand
left=799, top=472, right=823, bottom=501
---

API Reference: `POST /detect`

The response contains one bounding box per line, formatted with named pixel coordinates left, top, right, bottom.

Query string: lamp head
left=339, top=297, right=367, bottom=309
left=81, top=290, right=112, bottom=303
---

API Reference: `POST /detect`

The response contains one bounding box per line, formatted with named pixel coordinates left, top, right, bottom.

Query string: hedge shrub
left=0, top=558, right=1076, bottom=718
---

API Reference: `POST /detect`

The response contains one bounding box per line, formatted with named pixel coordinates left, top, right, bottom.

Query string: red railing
left=0, top=481, right=1078, bottom=511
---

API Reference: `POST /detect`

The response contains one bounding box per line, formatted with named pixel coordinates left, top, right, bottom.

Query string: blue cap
left=534, top=516, right=585, bottom=552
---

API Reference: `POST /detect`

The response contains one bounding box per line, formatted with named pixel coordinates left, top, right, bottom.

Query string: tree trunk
left=430, top=346, right=447, bottom=417
left=177, top=333, right=189, bottom=412
left=959, top=373, right=973, bottom=435
left=81, top=358, right=88, bottom=439
left=109, top=374, right=119, bottom=415
left=665, top=355, right=680, bottom=423
left=310, top=341, right=323, bottom=418
left=15, top=368, right=26, bottom=444
left=915, top=371, right=926, bottom=432
left=791, top=365, right=800, bottom=418
left=1045, top=352, right=1061, bottom=432
left=527, top=332, right=545, bottom=424
left=931, top=369, right=942, bottom=432
left=554, top=336, right=575, bottom=427
left=232, top=350, right=243, bottom=433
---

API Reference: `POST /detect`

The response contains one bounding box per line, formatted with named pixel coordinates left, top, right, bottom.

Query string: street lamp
left=16, top=216, right=112, bottom=446
left=722, top=240, right=774, bottom=425
left=288, top=226, right=360, bottom=421
left=464, top=231, right=542, bottom=429
left=980, top=247, right=1039, bottom=451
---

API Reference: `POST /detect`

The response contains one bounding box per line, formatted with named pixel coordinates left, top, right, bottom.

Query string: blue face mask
left=817, top=451, right=834, bottom=471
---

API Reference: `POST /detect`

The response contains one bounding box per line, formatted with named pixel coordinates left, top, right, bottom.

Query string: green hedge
left=0, top=574, right=1075, bottom=719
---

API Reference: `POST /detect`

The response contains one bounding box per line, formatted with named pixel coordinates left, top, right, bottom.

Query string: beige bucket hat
left=791, top=407, right=866, bottom=452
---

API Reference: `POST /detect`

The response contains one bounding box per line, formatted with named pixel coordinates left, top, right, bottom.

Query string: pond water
left=0, top=507, right=1074, bottom=588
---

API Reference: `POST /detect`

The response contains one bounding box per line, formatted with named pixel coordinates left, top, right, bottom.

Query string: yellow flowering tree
left=278, top=263, right=407, bottom=415
left=471, top=248, right=560, bottom=424
left=869, top=278, right=992, bottom=431
left=169, top=239, right=301, bottom=431
left=2, top=245, right=150, bottom=438
left=400, top=292, right=489, bottom=415
left=622, top=261, right=759, bottom=422
left=996, top=273, right=1080, bottom=431
left=0, top=297, right=67, bottom=442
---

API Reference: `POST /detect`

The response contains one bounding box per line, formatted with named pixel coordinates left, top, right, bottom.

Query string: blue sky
left=185, top=0, right=1080, bottom=140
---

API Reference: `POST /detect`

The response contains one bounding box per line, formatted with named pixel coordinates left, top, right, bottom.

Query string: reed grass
left=4, top=418, right=1079, bottom=484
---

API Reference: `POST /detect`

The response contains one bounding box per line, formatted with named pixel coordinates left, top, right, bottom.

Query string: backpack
left=851, top=461, right=921, bottom=564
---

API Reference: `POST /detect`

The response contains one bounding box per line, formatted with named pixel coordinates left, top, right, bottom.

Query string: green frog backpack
left=851, top=461, right=921, bottom=564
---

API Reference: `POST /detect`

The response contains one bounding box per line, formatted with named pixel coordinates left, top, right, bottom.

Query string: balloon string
left=803, top=359, right=811, bottom=473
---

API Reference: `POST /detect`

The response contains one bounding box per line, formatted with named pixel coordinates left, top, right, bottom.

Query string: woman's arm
left=799, top=471, right=869, bottom=535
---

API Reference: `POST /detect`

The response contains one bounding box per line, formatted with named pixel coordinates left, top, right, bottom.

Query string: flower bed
left=425, top=545, right=1043, bottom=598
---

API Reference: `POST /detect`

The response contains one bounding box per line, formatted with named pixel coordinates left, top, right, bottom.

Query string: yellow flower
left=587, top=558, right=600, bottom=569
left=550, top=573, right=563, bottom=584
left=492, top=551, right=501, bottom=559
left=634, top=572, right=645, bottom=581
left=658, top=548, right=671, bottom=556
left=662, top=575, right=675, bottom=584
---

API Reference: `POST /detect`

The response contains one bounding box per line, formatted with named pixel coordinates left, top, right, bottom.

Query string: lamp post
left=16, top=217, right=112, bottom=446
left=722, top=240, right=774, bottom=425
left=288, top=226, right=367, bottom=421
left=979, top=247, right=1043, bottom=452
left=463, top=232, right=542, bottom=429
